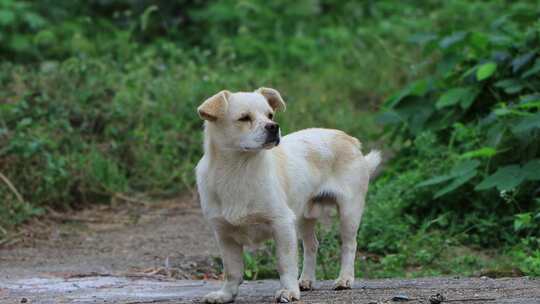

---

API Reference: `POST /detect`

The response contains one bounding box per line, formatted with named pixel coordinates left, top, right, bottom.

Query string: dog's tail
left=364, top=150, right=382, bottom=177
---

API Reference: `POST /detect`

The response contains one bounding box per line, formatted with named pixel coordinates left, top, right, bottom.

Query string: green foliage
left=371, top=0, right=540, bottom=276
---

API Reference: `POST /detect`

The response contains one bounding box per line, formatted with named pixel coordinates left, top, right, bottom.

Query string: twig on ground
left=113, top=193, right=151, bottom=206
left=0, top=232, right=23, bottom=247
left=446, top=299, right=496, bottom=302
left=45, top=207, right=102, bottom=223
left=61, top=272, right=113, bottom=279
left=428, top=293, right=496, bottom=303
left=0, top=171, right=25, bottom=204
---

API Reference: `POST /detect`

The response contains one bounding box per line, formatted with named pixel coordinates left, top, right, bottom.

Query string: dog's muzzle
left=264, top=123, right=280, bottom=146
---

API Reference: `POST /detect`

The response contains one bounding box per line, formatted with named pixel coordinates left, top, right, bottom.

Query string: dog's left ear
left=256, top=87, right=286, bottom=112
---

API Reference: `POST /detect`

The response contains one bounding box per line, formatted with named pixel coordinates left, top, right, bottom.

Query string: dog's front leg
left=203, top=230, right=244, bottom=304
left=272, top=217, right=300, bottom=302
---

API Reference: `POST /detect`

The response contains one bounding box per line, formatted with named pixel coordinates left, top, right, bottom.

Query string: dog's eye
left=238, top=115, right=251, bottom=122
left=268, top=113, right=274, bottom=120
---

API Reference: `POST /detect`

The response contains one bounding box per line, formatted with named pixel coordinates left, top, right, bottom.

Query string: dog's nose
left=265, top=123, right=279, bottom=134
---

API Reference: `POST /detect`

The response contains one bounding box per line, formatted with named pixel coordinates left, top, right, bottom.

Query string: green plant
left=377, top=4, right=540, bottom=247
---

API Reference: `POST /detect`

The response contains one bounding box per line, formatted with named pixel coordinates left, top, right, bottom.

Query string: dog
left=196, top=88, right=381, bottom=303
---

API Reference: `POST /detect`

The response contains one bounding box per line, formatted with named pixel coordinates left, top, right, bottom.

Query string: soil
left=0, top=194, right=219, bottom=281
left=1, top=195, right=539, bottom=303
left=2, top=276, right=539, bottom=303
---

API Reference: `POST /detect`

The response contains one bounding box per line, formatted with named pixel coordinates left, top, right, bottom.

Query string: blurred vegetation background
left=0, top=0, right=539, bottom=278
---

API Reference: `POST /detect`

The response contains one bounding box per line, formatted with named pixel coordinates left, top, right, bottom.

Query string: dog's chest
left=207, top=166, right=274, bottom=224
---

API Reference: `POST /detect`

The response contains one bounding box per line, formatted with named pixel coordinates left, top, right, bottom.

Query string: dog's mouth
left=263, top=136, right=280, bottom=149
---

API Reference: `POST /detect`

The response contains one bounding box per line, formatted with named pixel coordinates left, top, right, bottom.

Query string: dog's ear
left=256, top=87, right=286, bottom=112
left=198, top=90, right=231, bottom=121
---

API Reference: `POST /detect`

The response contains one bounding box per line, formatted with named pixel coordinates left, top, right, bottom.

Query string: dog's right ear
left=197, top=90, right=231, bottom=121
left=256, top=87, right=286, bottom=112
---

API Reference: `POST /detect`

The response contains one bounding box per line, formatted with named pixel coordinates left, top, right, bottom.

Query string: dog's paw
left=333, top=277, right=354, bottom=290
left=203, top=291, right=235, bottom=303
left=275, top=288, right=300, bottom=303
left=298, top=279, right=314, bottom=291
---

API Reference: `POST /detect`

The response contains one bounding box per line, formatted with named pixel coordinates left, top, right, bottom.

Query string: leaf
left=494, top=78, right=524, bottom=94
left=375, top=110, right=402, bottom=125
left=523, top=159, right=540, bottom=181
left=469, top=32, right=489, bottom=53
left=459, top=87, right=480, bottom=109
left=520, top=94, right=540, bottom=103
left=436, top=54, right=460, bottom=75
left=476, top=62, right=497, bottom=81
left=394, top=96, right=434, bottom=134
left=439, top=32, right=467, bottom=49
left=243, top=252, right=254, bottom=265
left=460, top=147, right=497, bottom=159
left=408, top=79, right=430, bottom=96
left=417, top=174, right=454, bottom=187
left=511, top=113, right=540, bottom=134
left=512, top=52, right=535, bottom=74
left=434, top=170, right=477, bottom=198
left=514, top=213, right=532, bottom=231
left=494, top=108, right=512, bottom=116
left=408, top=32, right=437, bottom=45
left=450, top=159, right=481, bottom=175
left=386, top=79, right=430, bottom=108
left=522, top=59, right=540, bottom=78
left=435, top=87, right=479, bottom=109
left=22, top=12, right=46, bottom=29
left=436, top=88, right=466, bottom=108
left=516, top=101, right=540, bottom=110
left=475, top=165, right=525, bottom=191
left=9, top=35, right=31, bottom=51
left=0, top=9, right=15, bottom=26
left=418, top=160, right=479, bottom=188
left=493, top=105, right=530, bottom=117
left=486, top=123, right=505, bottom=147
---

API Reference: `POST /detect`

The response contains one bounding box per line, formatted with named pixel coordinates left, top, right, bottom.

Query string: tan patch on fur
left=273, top=146, right=290, bottom=198
left=304, top=130, right=360, bottom=174
left=305, top=141, right=325, bottom=175
left=332, top=131, right=361, bottom=170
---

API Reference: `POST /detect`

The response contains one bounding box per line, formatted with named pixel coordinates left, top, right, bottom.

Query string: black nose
left=265, top=123, right=279, bottom=134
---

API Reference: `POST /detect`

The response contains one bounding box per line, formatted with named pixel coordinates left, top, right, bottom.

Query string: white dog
left=196, top=88, right=381, bottom=303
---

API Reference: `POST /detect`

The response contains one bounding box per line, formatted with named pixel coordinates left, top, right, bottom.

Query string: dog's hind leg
left=333, top=194, right=365, bottom=290
left=299, top=218, right=318, bottom=291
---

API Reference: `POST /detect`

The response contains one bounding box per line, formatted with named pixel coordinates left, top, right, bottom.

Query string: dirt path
left=0, top=194, right=218, bottom=280
left=1, top=196, right=539, bottom=303
left=2, top=276, right=539, bottom=303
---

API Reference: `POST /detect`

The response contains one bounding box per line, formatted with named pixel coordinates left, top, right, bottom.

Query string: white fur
left=196, top=89, right=381, bottom=303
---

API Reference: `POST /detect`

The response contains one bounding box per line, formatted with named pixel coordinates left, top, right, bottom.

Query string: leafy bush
left=371, top=2, right=540, bottom=274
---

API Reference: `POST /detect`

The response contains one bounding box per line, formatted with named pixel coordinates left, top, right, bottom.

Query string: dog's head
left=198, top=88, right=286, bottom=152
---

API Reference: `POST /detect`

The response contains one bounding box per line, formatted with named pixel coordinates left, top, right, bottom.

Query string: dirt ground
left=0, top=194, right=219, bottom=281
left=1, top=195, right=539, bottom=303
left=2, top=274, right=539, bottom=303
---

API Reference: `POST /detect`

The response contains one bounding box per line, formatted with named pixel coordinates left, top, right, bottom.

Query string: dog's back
left=273, top=128, right=380, bottom=218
